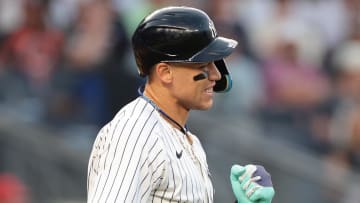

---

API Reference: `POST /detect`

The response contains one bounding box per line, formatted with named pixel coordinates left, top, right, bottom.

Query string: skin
left=143, top=62, right=221, bottom=143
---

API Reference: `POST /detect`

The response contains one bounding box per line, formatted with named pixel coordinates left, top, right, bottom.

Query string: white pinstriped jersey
left=87, top=97, right=214, bottom=202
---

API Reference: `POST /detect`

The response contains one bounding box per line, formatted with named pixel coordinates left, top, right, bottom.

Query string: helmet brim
left=160, top=37, right=238, bottom=63
left=189, top=37, right=238, bottom=62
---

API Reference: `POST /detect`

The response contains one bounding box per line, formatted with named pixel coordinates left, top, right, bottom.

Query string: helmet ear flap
left=214, top=60, right=232, bottom=92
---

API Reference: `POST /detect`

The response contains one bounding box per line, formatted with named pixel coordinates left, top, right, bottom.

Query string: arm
left=230, top=164, right=275, bottom=203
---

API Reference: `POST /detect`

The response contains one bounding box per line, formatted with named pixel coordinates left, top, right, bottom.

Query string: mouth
left=205, top=87, right=213, bottom=94
left=204, top=83, right=216, bottom=94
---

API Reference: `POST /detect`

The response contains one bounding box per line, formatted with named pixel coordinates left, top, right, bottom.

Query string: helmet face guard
left=132, top=6, right=238, bottom=92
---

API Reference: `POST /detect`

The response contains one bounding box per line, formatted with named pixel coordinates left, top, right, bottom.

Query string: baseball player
left=87, top=6, right=275, bottom=203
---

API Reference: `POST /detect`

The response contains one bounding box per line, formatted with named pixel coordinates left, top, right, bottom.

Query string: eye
left=199, top=63, right=210, bottom=72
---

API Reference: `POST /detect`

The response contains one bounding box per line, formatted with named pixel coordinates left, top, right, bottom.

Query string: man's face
left=167, top=62, right=221, bottom=110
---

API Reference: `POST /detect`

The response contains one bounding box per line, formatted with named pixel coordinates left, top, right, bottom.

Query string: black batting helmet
left=132, top=6, right=238, bottom=92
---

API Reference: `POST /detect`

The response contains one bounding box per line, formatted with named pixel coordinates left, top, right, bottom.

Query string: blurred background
left=1, top=0, right=360, bottom=202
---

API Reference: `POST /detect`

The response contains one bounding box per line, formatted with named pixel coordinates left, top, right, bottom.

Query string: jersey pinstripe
left=87, top=97, right=214, bottom=203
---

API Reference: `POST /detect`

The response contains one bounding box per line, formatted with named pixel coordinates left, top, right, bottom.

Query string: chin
left=196, top=102, right=213, bottom=110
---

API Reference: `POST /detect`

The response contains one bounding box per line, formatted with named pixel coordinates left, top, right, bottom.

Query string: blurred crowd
left=1, top=0, right=360, bottom=202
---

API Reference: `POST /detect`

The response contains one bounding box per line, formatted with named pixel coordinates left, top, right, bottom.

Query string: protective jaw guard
left=214, top=60, right=232, bottom=92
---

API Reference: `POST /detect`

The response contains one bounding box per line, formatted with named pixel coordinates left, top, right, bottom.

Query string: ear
left=155, top=62, right=173, bottom=83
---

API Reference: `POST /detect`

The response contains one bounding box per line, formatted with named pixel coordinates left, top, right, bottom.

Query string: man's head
left=132, top=6, right=238, bottom=93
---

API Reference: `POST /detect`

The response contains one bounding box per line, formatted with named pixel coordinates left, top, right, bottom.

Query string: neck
left=143, top=83, right=189, bottom=129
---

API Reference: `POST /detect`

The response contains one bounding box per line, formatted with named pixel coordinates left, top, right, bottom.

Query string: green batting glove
left=230, top=164, right=275, bottom=203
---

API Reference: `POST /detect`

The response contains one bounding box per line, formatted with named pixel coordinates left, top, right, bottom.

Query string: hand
left=230, top=164, right=275, bottom=203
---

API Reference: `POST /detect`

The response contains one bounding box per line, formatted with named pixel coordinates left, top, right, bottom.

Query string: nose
left=208, top=62, right=221, bottom=81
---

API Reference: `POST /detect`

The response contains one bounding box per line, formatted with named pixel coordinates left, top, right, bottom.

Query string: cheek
left=172, top=80, right=203, bottom=102
left=172, top=71, right=208, bottom=98
left=177, top=82, right=198, bottom=97
left=173, top=73, right=196, bottom=90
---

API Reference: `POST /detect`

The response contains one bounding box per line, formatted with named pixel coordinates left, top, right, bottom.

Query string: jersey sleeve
left=87, top=118, right=167, bottom=203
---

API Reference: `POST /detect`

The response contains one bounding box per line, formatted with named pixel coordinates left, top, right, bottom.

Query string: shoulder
left=99, top=97, right=166, bottom=146
left=90, top=98, right=168, bottom=161
left=113, top=97, right=147, bottom=118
